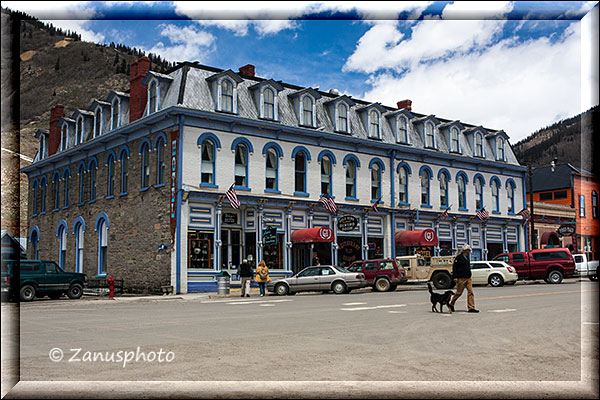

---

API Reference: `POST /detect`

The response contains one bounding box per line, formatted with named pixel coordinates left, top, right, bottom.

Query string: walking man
left=239, top=259, right=253, bottom=297
left=449, top=244, right=479, bottom=313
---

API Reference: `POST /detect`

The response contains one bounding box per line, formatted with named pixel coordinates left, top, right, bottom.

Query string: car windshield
left=332, top=266, right=350, bottom=273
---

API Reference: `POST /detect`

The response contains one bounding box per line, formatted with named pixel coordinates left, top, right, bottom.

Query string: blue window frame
left=106, top=153, right=115, bottom=197
left=148, top=80, right=158, bottom=114
left=456, top=172, right=468, bottom=211
left=424, top=122, right=435, bottom=148
left=61, top=124, right=68, bottom=151
left=370, top=162, right=382, bottom=201
left=112, top=98, right=120, bottom=130
left=294, top=151, right=308, bottom=195
left=73, top=218, right=85, bottom=273
left=369, top=110, right=380, bottom=139
left=438, top=169, right=450, bottom=208
left=40, top=176, right=47, bottom=214
left=29, top=226, right=40, bottom=259
left=419, top=166, right=432, bottom=207
left=397, top=115, right=408, bottom=143
left=96, top=213, right=109, bottom=277
left=506, top=179, right=516, bottom=214
left=450, top=127, right=460, bottom=153
left=57, top=221, right=67, bottom=270
left=474, top=174, right=485, bottom=211
left=398, top=166, right=409, bottom=205
left=200, top=139, right=215, bottom=186
left=234, top=143, right=249, bottom=188
left=32, top=179, right=39, bottom=216
left=140, top=142, right=150, bottom=190
left=221, top=79, right=234, bottom=113
left=301, top=95, right=314, bottom=127
left=475, top=133, right=484, bottom=157
left=119, top=148, right=129, bottom=195
left=78, top=163, right=85, bottom=205
left=88, top=159, right=97, bottom=202
left=491, top=177, right=501, bottom=213
left=262, top=87, right=275, bottom=120
left=265, top=147, right=279, bottom=192
left=94, top=108, right=102, bottom=138
left=345, top=159, right=357, bottom=200
left=320, top=156, right=332, bottom=195
left=53, top=171, right=60, bottom=211
left=155, top=136, right=166, bottom=186
left=337, top=102, right=348, bottom=133
left=62, top=168, right=70, bottom=209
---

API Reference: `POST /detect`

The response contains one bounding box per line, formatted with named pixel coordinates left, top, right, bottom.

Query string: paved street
left=2, top=279, right=598, bottom=398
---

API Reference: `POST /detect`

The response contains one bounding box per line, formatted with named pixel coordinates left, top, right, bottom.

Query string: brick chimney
left=48, top=104, right=64, bottom=156
left=238, top=64, right=255, bottom=77
left=397, top=99, right=412, bottom=111
left=129, top=56, right=151, bottom=123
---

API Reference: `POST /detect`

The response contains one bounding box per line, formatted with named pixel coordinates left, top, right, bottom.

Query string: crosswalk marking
left=487, top=308, right=517, bottom=313
left=341, top=304, right=407, bottom=311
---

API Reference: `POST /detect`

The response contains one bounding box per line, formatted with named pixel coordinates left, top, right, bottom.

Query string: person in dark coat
left=239, top=259, right=253, bottom=297
left=449, top=244, right=479, bottom=313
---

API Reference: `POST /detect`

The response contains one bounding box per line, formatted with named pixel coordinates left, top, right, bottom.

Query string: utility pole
left=528, top=165, right=536, bottom=250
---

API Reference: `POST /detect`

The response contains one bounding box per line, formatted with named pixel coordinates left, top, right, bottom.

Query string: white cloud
left=439, top=1, right=514, bottom=19
left=361, top=22, right=581, bottom=142
left=141, top=24, right=215, bottom=63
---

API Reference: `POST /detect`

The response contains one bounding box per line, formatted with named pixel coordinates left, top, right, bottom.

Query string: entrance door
left=292, top=245, right=307, bottom=274
left=221, top=229, right=242, bottom=269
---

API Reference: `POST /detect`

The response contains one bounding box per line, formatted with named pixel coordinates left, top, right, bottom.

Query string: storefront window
left=338, top=236, right=361, bottom=267
left=188, top=231, right=213, bottom=269
left=263, top=233, right=284, bottom=269
left=367, top=237, right=383, bottom=259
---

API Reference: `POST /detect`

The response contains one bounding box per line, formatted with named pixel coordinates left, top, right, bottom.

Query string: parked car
left=347, top=258, right=407, bottom=292
left=1, top=259, right=87, bottom=301
left=573, top=253, right=599, bottom=281
left=493, top=248, right=575, bottom=284
left=470, top=261, right=519, bottom=287
left=269, top=265, right=367, bottom=296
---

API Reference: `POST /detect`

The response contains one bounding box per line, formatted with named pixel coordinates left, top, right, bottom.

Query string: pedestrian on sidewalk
left=255, top=260, right=271, bottom=297
left=239, top=259, right=253, bottom=297
left=449, top=244, right=479, bottom=313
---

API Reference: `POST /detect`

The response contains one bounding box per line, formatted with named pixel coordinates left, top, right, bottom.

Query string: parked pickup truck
left=1, top=259, right=87, bottom=301
left=573, top=253, right=598, bottom=281
left=395, top=254, right=456, bottom=289
left=493, top=248, right=575, bottom=284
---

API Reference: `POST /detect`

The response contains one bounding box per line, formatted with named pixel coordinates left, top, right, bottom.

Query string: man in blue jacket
left=449, top=244, right=479, bottom=313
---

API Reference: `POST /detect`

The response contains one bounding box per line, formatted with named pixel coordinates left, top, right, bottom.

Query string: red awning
left=395, top=229, right=438, bottom=246
left=540, top=231, right=560, bottom=245
left=291, top=227, right=334, bottom=244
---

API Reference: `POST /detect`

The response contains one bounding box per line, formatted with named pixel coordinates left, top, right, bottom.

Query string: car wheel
left=488, top=274, right=504, bottom=287
left=20, top=285, right=36, bottom=302
left=48, top=292, right=62, bottom=300
left=547, top=270, right=563, bottom=284
left=431, top=272, right=452, bottom=289
left=375, top=278, right=391, bottom=292
left=67, top=283, right=83, bottom=299
left=332, top=281, right=347, bottom=294
left=389, top=284, right=398, bottom=292
left=589, top=274, right=598, bottom=282
left=275, top=283, right=289, bottom=296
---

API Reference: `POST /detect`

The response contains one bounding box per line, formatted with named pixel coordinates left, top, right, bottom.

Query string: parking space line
left=341, top=304, right=407, bottom=311
left=487, top=309, right=517, bottom=313
left=342, top=302, right=367, bottom=306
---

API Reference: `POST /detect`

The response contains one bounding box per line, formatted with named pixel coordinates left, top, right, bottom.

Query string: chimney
left=238, top=64, right=255, bottom=77
left=48, top=104, right=64, bottom=156
left=129, top=56, right=151, bottom=123
left=397, top=99, right=412, bottom=111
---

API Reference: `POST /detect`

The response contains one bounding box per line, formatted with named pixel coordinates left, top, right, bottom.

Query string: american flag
left=476, top=207, right=489, bottom=221
left=319, top=193, right=338, bottom=214
left=440, top=207, right=450, bottom=219
left=517, top=208, right=531, bottom=220
left=225, top=184, right=240, bottom=209
left=371, top=196, right=381, bottom=213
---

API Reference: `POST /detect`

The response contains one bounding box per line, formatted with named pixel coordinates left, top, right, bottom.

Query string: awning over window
left=291, top=227, right=334, bottom=244
left=395, top=229, right=438, bottom=247
left=540, top=231, right=560, bottom=245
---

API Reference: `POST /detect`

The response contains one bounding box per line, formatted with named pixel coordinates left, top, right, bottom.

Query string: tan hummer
left=395, top=254, right=456, bottom=289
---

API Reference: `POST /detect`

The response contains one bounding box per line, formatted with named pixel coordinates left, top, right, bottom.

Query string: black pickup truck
left=1, top=260, right=87, bottom=301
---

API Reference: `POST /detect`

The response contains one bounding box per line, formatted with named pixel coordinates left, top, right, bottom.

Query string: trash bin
left=217, top=271, right=231, bottom=295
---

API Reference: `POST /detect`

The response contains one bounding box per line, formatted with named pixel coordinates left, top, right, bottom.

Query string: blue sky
left=5, top=1, right=599, bottom=142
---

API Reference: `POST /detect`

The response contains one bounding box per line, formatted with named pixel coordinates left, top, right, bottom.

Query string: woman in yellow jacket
left=254, top=260, right=271, bottom=297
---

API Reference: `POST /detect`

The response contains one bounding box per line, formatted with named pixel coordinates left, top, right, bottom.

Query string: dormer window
left=337, top=103, right=348, bottom=132
left=450, top=127, right=460, bottom=153
left=475, top=132, right=484, bottom=157
left=369, top=110, right=380, bottom=139
left=39, top=135, right=46, bottom=160
left=300, top=95, right=315, bottom=127
left=61, top=124, right=68, bottom=151
left=496, top=137, right=505, bottom=161
left=262, top=88, right=275, bottom=120
left=148, top=80, right=158, bottom=114
left=207, top=70, right=242, bottom=114
left=221, top=79, right=234, bottom=113
left=397, top=115, right=408, bottom=143
left=77, top=117, right=84, bottom=145
left=112, top=99, right=120, bottom=130
left=94, top=108, right=102, bottom=138
left=424, top=121, right=435, bottom=148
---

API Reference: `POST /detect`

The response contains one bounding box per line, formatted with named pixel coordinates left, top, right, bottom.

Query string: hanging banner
left=170, top=130, right=179, bottom=242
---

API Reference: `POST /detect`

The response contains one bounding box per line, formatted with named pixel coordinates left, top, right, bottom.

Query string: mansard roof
left=356, top=102, right=386, bottom=114
left=289, top=87, right=322, bottom=100
left=324, top=94, right=356, bottom=107
left=142, top=71, right=174, bottom=86
left=248, top=79, right=284, bottom=92
left=205, top=69, right=244, bottom=84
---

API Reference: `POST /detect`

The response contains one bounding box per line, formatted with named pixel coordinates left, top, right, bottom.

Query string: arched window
left=30, top=228, right=39, bottom=260
left=156, top=137, right=165, bottom=185
left=398, top=167, right=409, bottom=204
left=491, top=179, right=500, bottom=213
left=40, top=176, right=47, bottom=214
left=302, top=96, right=314, bottom=127
left=221, top=79, right=233, bottom=113
left=397, top=116, right=408, bottom=143
left=200, top=139, right=215, bottom=185
left=149, top=81, right=158, bottom=114
left=61, top=124, right=68, bottom=151
left=94, top=108, right=102, bottom=137
left=96, top=216, right=109, bottom=276
left=371, top=163, right=381, bottom=201
left=320, top=156, right=332, bottom=195
left=425, top=122, right=435, bottom=148
left=57, top=223, right=67, bottom=270
left=345, top=159, right=357, bottom=199
left=507, top=181, right=515, bottom=214
left=475, top=177, right=484, bottom=210
left=120, top=150, right=129, bottom=194
left=77, top=117, right=84, bottom=144
left=63, top=169, right=70, bottom=208
left=32, top=180, right=39, bottom=216
left=106, top=154, right=115, bottom=197
left=78, top=163, right=85, bottom=204
left=497, top=137, right=505, bottom=160
left=234, top=143, right=248, bottom=187
left=74, top=220, right=84, bottom=273
left=475, top=133, right=483, bottom=157
left=263, top=88, right=275, bottom=120
left=439, top=172, right=449, bottom=208
left=89, top=160, right=97, bottom=202
left=265, top=148, right=278, bottom=191
left=369, top=110, right=380, bottom=138
left=457, top=175, right=467, bottom=210
left=294, top=151, right=307, bottom=194
left=53, top=172, right=60, bottom=211
left=337, top=102, right=348, bottom=133
left=451, top=127, right=459, bottom=152
left=420, top=168, right=431, bottom=206
left=112, top=98, right=119, bottom=130
left=140, top=142, right=150, bottom=189
left=593, top=190, right=598, bottom=219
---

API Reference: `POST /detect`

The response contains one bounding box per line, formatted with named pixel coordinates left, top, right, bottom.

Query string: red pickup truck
left=493, top=248, right=575, bottom=284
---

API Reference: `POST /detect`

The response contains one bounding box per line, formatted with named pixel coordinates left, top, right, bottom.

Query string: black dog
left=427, top=281, right=454, bottom=313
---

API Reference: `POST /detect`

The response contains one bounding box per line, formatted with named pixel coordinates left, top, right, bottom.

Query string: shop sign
left=263, top=227, right=278, bottom=247
left=338, top=215, right=358, bottom=232
left=557, top=224, right=575, bottom=237
left=222, top=213, right=238, bottom=225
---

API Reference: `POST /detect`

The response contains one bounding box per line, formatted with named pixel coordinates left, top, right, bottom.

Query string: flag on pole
left=319, top=193, right=338, bottom=214
left=371, top=196, right=381, bottom=213
left=517, top=208, right=531, bottom=220
left=225, top=184, right=240, bottom=209
left=476, top=207, right=489, bottom=221
left=440, top=207, right=450, bottom=219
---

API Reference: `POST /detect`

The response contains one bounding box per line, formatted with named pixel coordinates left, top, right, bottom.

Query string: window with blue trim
left=78, top=165, right=85, bottom=204
left=94, top=108, right=102, bottom=138
left=149, top=81, right=158, bottom=114
left=321, top=156, right=332, bottom=195
left=458, top=175, right=467, bottom=210
left=345, top=159, right=357, bottom=199
left=221, top=79, right=234, bottom=113
left=61, top=125, right=68, bottom=151
left=263, top=88, right=275, bottom=120
left=200, top=140, right=215, bottom=185
left=107, top=154, right=115, bottom=197
left=425, top=122, right=435, bottom=148
left=140, top=143, right=150, bottom=189
left=30, top=229, right=39, bottom=259
left=63, top=171, right=70, bottom=208
left=492, top=180, right=500, bottom=212
left=77, top=117, right=84, bottom=144
left=592, top=191, right=598, bottom=219
left=439, top=172, right=449, bottom=207
left=420, top=169, right=430, bottom=206
left=507, top=182, right=515, bottom=214
left=475, top=177, right=483, bottom=210
left=475, top=133, right=483, bottom=157
left=89, top=161, right=97, bottom=202
left=371, top=163, right=381, bottom=201
left=450, top=127, right=460, bottom=153
left=301, top=96, right=314, bottom=127
left=32, top=181, right=38, bottom=216
left=156, top=138, right=166, bottom=185
left=397, top=116, right=408, bottom=143
left=53, top=173, right=60, bottom=211
left=337, top=103, right=348, bottom=133
left=58, top=224, right=67, bottom=270
left=295, top=151, right=307, bottom=194
left=40, top=177, right=47, bottom=214
left=398, top=167, right=408, bottom=204
left=120, top=151, right=128, bottom=194
left=112, top=98, right=119, bottom=130
left=97, top=218, right=108, bottom=276
left=74, top=221, right=84, bottom=273
left=234, top=143, right=248, bottom=187
left=265, top=148, right=278, bottom=191
left=369, top=110, right=380, bottom=138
